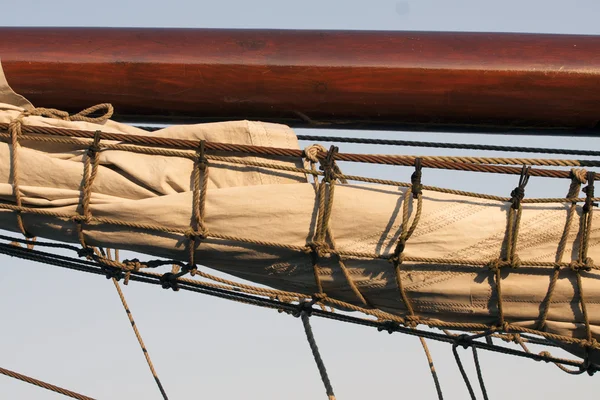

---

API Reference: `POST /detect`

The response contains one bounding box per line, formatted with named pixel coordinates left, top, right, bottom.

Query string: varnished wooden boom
left=2, top=27, right=600, bottom=133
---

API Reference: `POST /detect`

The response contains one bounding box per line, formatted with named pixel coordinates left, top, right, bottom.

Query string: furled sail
left=1, top=67, right=599, bottom=368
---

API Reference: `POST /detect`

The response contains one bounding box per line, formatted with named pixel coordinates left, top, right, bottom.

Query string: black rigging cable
left=133, top=125, right=600, bottom=157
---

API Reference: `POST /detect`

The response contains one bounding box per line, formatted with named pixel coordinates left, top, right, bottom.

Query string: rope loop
left=411, top=157, right=423, bottom=198
left=570, top=168, right=588, bottom=185
left=303, top=144, right=327, bottom=164
left=510, top=165, right=530, bottom=209
left=69, top=103, right=114, bottom=123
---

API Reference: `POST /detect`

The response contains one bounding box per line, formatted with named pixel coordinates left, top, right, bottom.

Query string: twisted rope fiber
left=112, top=277, right=169, bottom=400
left=135, top=126, right=600, bottom=157
left=8, top=133, right=600, bottom=205
left=2, top=123, right=600, bottom=180
left=0, top=239, right=590, bottom=369
left=0, top=366, right=95, bottom=400
left=300, top=311, right=336, bottom=400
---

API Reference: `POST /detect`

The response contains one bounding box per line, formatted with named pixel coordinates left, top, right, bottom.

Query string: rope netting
left=0, top=105, right=599, bottom=399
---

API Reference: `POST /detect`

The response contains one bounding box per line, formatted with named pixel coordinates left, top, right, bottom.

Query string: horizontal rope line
left=0, top=239, right=593, bottom=365
left=1, top=125, right=599, bottom=180
left=0, top=203, right=598, bottom=271
left=134, top=126, right=600, bottom=157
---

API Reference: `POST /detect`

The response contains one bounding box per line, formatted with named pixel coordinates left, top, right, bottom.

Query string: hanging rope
left=112, top=277, right=169, bottom=400
left=297, top=305, right=336, bottom=400
left=0, top=366, right=95, bottom=400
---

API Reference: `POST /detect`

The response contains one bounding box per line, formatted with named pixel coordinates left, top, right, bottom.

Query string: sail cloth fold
left=1, top=66, right=600, bottom=360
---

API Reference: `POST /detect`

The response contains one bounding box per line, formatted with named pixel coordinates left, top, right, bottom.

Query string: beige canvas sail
left=0, top=66, right=599, bottom=364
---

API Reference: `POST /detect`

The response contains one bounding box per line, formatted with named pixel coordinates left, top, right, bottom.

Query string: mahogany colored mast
left=2, top=27, right=600, bottom=133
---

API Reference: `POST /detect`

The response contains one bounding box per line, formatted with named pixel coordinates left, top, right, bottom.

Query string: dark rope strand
left=135, top=126, right=600, bottom=157
left=452, top=345, right=477, bottom=400
left=472, top=347, right=489, bottom=400
left=300, top=311, right=336, bottom=400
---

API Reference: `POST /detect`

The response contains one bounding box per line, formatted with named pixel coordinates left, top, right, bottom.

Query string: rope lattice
left=1, top=105, right=600, bottom=398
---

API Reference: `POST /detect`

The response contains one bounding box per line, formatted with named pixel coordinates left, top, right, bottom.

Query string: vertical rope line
left=0, top=366, right=95, bottom=400
left=112, top=278, right=169, bottom=400
left=187, top=141, right=209, bottom=274
left=472, top=347, right=489, bottom=400
left=8, top=113, right=32, bottom=237
left=307, top=156, right=325, bottom=294
left=300, top=311, right=336, bottom=400
left=76, top=132, right=101, bottom=249
left=538, top=172, right=582, bottom=330
left=419, top=337, right=444, bottom=400
left=452, top=345, right=476, bottom=400
left=577, top=171, right=595, bottom=344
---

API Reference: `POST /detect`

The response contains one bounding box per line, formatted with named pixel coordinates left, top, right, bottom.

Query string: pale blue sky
left=1, top=1, right=600, bottom=399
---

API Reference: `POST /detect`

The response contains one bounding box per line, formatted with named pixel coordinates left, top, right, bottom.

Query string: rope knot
left=159, top=272, right=180, bottom=291
left=454, top=334, right=471, bottom=349
left=488, top=259, right=502, bottom=272
left=303, top=144, right=327, bottom=164
left=319, top=145, right=339, bottom=183
left=410, top=158, right=423, bottom=198
left=77, top=247, right=95, bottom=258
left=569, top=259, right=593, bottom=272
left=405, top=315, right=420, bottom=328
left=570, top=168, right=588, bottom=185
left=307, top=241, right=331, bottom=257
left=377, top=320, right=400, bottom=334
left=185, top=228, right=208, bottom=241
left=86, top=130, right=102, bottom=156
left=510, top=255, right=521, bottom=269
left=583, top=171, right=596, bottom=213
left=510, top=165, right=530, bottom=209
left=196, top=140, right=209, bottom=170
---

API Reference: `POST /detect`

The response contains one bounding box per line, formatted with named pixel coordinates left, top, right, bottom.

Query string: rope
left=452, top=342, right=477, bottom=400
left=472, top=347, right=489, bottom=400
left=0, top=239, right=591, bottom=369
left=112, top=278, right=169, bottom=400
left=0, top=366, right=95, bottom=400
left=2, top=124, right=600, bottom=180
left=299, top=310, right=336, bottom=400
left=134, top=126, right=600, bottom=158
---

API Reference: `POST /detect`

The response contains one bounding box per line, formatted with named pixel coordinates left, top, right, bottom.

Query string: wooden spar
left=2, top=27, right=600, bottom=133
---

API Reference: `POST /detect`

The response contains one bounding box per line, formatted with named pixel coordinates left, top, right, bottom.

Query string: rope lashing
left=452, top=336, right=477, bottom=400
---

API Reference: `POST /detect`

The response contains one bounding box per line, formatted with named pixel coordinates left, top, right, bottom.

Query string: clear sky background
left=1, top=1, right=600, bottom=399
